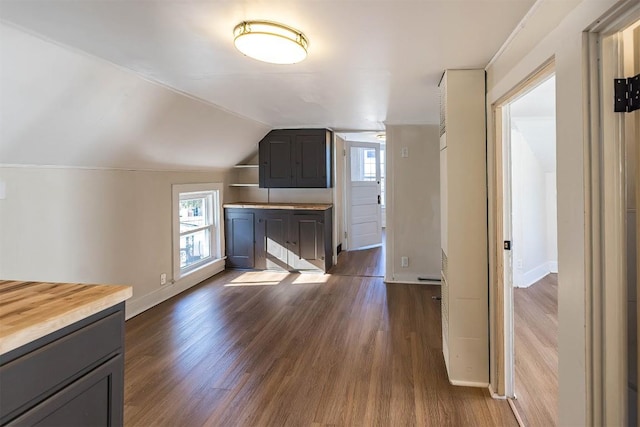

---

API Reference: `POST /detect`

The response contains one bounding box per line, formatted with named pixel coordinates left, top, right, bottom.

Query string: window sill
left=176, top=257, right=226, bottom=284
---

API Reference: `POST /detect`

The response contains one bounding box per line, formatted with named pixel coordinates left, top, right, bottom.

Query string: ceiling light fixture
left=233, top=20, right=309, bottom=64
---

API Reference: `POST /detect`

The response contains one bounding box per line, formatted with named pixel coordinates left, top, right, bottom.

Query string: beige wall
left=0, top=23, right=272, bottom=318
left=485, top=0, right=619, bottom=423
left=385, top=124, right=440, bottom=283
left=0, top=23, right=269, bottom=171
left=0, top=166, right=232, bottom=318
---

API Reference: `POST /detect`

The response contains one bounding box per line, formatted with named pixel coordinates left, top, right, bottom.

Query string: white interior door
left=347, top=142, right=382, bottom=250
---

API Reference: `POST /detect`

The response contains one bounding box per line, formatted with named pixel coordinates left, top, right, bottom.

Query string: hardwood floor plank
left=125, top=257, right=516, bottom=426
left=513, top=274, right=559, bottom=427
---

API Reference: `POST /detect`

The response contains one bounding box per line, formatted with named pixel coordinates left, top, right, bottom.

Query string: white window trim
left=172, top=183, right=224, bottom=281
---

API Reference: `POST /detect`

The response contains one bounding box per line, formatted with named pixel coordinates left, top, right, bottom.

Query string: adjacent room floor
left=124, top=247, right=516, bottom=426
left=513, top=273, right=559, bottom=426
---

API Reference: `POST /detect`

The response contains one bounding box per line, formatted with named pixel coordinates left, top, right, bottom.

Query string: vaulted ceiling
left=1, top=0, right=536, bottom=130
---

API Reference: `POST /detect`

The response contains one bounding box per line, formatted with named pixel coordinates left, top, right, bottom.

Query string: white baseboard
left=386, top=272, right=441, bottom=285
left=384, top=279, right=441, bottom=285
left=514, top=263, right=550, bottom=288
left=449, top=379, right=490, bottom=388
left=125, top=259, right=225, bottom=319
left=488, top=384, right=507, bottom=400
left=547, top=261, right=558, bottom=273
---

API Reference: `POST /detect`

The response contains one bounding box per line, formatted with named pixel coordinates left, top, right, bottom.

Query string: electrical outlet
left=401, top=256, right=409, bottom=268
left=160, top=273, right=167, bottom=285
left=401, top=147, right=409, bottom=158
left=516, top=259, right=523, bottom=269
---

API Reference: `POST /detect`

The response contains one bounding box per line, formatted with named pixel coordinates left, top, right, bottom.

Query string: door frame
left=490, top=59, right=556, bottom=399
left=584, top=5, right=640, bottom=424
left=344, top=140, right=382, bottom=251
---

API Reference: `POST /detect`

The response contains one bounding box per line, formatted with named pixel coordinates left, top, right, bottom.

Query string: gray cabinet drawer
left=6, top=354, right=123, bottom=427
left=0, top=311, right=123, bottom=421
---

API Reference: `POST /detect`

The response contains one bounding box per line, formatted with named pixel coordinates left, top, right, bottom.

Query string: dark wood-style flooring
left=330, top=245, right=385, bottom=278
left=124, top=246, right=516, bottom=426
left=513, top=273, right=558, bottom=426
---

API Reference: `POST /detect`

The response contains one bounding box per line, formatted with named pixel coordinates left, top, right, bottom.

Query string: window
left=350, top=146, right=378, bottom=182
left=172, top=183, right=223, bottom=279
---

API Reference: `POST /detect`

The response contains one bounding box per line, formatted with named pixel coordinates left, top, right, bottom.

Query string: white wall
left=485, top=0, right=620, bottom=423
left=511, top=127, right=557, bottom=287
left=0, top=23, right=269, bottom=170
left=385, top=124, right=440, bottom=283
left=0, top=166, right=233, bottom=318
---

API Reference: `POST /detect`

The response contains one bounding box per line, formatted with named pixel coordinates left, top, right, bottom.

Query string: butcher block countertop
left=224, top=202, right=332, bottom=211
left=0, top=280, right=132, bottom=356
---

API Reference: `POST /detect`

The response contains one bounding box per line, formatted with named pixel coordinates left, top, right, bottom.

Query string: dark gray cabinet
left=225, top=210, right=255, bottom=269
left=289, top=213, right=326, bottom=271
left=0, top=303, right=125, bottom=426
left=225, top=207, right=333, bottom=272
left=259, top=129, right=332, bottom=188
left=255, top=210, right=289, bottom=271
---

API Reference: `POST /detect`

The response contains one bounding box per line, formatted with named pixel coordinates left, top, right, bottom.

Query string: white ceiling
left=0, top=0, right=536, bottom=131
left=511, top=76, right=556, bottom=173
left=338, top=132, right=386, bottom=144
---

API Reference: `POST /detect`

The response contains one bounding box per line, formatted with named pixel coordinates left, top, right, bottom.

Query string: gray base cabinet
left=225, top=210, right=256, bottom=269
left=0, top=304, right=125, bottom=426
left=225, top=208, right=333, bottom=272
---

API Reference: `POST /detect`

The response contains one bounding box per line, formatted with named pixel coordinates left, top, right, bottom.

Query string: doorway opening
left=508, top=75, right=558, bottom=426
left=333, top=132, right=386, bottom=278
left=493, top=62, right=558, bottom=425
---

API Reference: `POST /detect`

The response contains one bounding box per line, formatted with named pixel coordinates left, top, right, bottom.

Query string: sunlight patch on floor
left=292, top=273, right=329, bottom=285
left=224, top=271, right=289, bottom=287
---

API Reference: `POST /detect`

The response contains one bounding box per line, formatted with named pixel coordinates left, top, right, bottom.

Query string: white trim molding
left=126, top=258, right=225, bottom=319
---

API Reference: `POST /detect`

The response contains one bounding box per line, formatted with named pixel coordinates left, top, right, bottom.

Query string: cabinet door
left=8, top=354, right=123, bottom=427
left=255, top=211, right=289, bottom=271
left=293, top=132, right=330, bottom=188
left=289, top=213, right=325, bottom=271
left=225, top=210, right=255, bottom=269
left=260, top=133, right=293, bottom=188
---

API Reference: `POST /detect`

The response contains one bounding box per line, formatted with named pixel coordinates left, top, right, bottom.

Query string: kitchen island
left=0, top=280, right=132, bottom=426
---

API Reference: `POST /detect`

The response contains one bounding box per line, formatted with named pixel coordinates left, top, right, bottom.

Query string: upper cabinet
left=259, top=129, right=333, bottom=188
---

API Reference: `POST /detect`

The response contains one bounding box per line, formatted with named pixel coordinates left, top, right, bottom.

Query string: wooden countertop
left=224, top=202, right=333, bottom=211
left=0, top=280, right=132, bottom=355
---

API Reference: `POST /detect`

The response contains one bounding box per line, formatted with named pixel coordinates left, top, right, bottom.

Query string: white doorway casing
left=489, top=58, right=556, bottom=401
left=499, top=70, right=558, bottom=402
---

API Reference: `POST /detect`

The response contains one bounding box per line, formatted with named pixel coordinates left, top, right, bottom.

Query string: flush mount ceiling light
left=233, top=20, right=309, bottom=64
